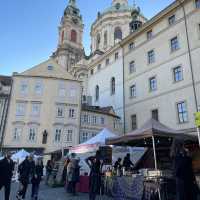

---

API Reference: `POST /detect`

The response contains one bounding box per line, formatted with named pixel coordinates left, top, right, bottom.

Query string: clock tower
left=52, top=0, right=84, bottom=71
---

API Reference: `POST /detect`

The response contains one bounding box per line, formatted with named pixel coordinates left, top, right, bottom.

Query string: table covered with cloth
left=105, top=175, right=176, bottom=200
left=105, top=175, right=144, bottom=200
left=76, top=176, right=90, bottom=193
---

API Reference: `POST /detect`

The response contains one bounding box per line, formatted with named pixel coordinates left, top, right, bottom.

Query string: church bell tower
left=52, top=0, right=84, bottom=71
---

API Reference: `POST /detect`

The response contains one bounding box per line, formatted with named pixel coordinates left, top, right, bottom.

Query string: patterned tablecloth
left=105, top=176, right=176, bottom=200
left=105, top=175, right=144, bottom=200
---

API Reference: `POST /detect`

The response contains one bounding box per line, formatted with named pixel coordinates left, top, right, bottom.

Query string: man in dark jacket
left=0, top=152, right=15, bottom=200
left=16, top=155, right=35, bottom=200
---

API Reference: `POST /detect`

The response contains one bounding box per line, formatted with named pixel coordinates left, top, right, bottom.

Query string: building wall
left=123, top=0, right=200, bottom=132
left=0, top=83, right=11, bottom=148
left=80, top=110, right=122, bottom=143
left=3, top=75, right=81, bottom=152
left=87, top=48, right=124, bottom=122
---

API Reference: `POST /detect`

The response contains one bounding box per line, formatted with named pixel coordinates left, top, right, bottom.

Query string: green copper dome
left=102, top=3, right=133, bottom=15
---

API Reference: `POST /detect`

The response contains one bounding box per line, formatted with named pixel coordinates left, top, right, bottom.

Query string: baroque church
left=52, top=0, right=146, bottom=121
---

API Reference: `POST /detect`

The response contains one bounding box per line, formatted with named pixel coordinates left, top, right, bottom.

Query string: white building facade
left=123, top=0, right=200, bottom=133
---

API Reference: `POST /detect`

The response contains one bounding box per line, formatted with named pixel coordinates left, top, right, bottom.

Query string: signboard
left=195, top=112, right=200, bottom=127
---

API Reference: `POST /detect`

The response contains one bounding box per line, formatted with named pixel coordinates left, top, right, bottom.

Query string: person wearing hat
left=0, top=151, right=15, bottom=200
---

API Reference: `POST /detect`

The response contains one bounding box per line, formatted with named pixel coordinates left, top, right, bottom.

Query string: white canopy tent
left=69, top=128, right=116, bottom=154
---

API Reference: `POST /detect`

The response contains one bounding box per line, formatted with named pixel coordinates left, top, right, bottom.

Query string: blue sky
left=0, top=0, right=174, bottom=76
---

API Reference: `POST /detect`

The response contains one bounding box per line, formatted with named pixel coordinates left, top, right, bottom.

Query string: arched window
left=96, top=33, right=101, bottom=50
left=114, top=27, right=122, bottom=41
left=95, top=85, right=99, bottom=101
left=61, top=30, right=65, bottom=43
left=71, top=29, right=77, bottom=43
left=111, top=77, right=115, bottom=95
left=104, top=31, right=107, bottom=46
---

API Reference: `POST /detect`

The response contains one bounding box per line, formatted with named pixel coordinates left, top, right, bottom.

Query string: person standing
left=67, top=153, right=77, bottom=195
left=171, top=140, right=197, bottom=200
left=0, top=152, right=15, bottom=200
left=71, top=158, right=80, bottom=196
left=62, top=157, right=70, bottom=185
left=86, top=150, right=103, bottom=200
left=31, top=159, right=43, bottom=200
left=16, top=155, right=35, bottom=200
left=45, top=160, right=53, bottom=185
left=123, top=153, right=134, bottom=171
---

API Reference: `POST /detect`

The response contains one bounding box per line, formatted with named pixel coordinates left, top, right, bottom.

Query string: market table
left=76, top=176, right=90, bottom=193
left=105, top=175, right=144, bottom=199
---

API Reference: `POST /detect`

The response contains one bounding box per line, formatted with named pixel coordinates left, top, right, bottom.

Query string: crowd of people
left=0, top=153, right=43, bottom=200
left=0, top=141, right=199, bottom=200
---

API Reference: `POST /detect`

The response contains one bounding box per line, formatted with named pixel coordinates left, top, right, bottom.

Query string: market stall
left=69, top=128, right=116, bottom=154
left=105, top=119, right=198, bottom=200
left=67, top=128, right=116, bottom=193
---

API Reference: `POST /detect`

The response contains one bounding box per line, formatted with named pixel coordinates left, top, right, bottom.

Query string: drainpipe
left=120, top=43, right=126, bottom=135
left=79, top=84, right=83, bottom=144
left=0, top=98, right=7, bottom=152
left=178, top=0, right=200, bottom=145
left=0, top=78, right=13, bottom=153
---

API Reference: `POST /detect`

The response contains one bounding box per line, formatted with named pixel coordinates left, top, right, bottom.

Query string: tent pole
left=152, top=136, right=158, bottom=170
left=152, top=136, right=161, bottom=200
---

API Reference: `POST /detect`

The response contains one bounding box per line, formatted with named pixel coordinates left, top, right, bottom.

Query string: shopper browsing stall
left=123, top=153, right=134, bottom=171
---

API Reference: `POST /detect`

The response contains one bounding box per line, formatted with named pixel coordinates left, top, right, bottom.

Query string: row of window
left=54, top=128, right=73, bottom=143
left=81, top=114, right=105, bottom=125
left=90, top=51, right=119, bottom=75
left=19, top=80, right=77, bottom=98
left=128, top=5, right=185, bottom=52
left=56, top=106, right=76, bottom=119
left=16, top=102, right=77, bottom=119
left=128, top=1, right=200, bottom=56
left=13, top=126, right=74, bottom=143
left=131, top=101, right=188, bottom=130
left=80, top=131, right=97, bottom=143
left=13, top=126, right=39, bottom=142
left=95, top=77, right=115, bottom=101
left=129, top=65, right=183, bottom=98
left=129, top=36, right=179, bottom=73
left=61, top=29, right=77, bottom=43
left=96, top=26, right=122, bottom=50
left=16, top=102, right=41, bottom=117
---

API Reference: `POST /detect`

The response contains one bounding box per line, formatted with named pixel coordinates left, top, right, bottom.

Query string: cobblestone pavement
left=0, top=182, right=113, bottom=200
